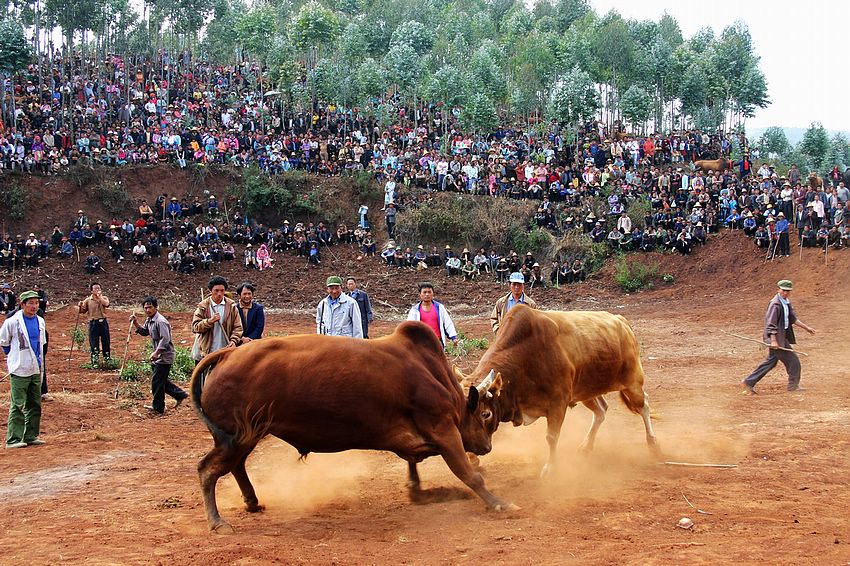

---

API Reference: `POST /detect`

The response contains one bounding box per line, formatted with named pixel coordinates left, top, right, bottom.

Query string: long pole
left=115, top=320, right=133, bottom=398
left=68, top=308, right=81, bottom=369
left=724, top=332, right=809, bottom=357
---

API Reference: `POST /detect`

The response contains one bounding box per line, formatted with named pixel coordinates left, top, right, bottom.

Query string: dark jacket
left=237, top=302, right=265, bottom=341
left=764, top=294, right=797, bottom=348
left=348, top=289, right=373, bottom=338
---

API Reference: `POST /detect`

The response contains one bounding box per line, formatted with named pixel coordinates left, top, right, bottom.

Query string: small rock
left=677, top=517, right=694, bottom=530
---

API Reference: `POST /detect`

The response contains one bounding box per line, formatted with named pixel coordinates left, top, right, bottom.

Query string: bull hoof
left=245, top=502, right=265, bottom=513
left=539, top=463, right=555, bottom=478
left=577, top=442, right=594, bottom=454
left=492, top=502, right=521, bottom=512
left=211, top=521, right=235, bottom=535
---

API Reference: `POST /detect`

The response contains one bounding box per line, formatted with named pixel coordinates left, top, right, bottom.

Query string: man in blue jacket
left=236, top=282, right=265, bottom=344
left=346, top=277, right=373, bottom=339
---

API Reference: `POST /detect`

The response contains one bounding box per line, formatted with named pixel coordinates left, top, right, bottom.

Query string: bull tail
left=190, top=349, right=236, bottom=447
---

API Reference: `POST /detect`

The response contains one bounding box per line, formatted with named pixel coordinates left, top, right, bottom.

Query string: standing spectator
left=191, top=276, right=243, bottom=361
left=0, top=283, right=16, bottom=314
left=742, top=280, right=816, bottom=394
left=490, top=272, right=538, bottom=334
left=130, top=296, right=188, bottom=415
left=385, top=203, right=397, bottom=239
left=236, top=282, right=265, bottom=344
left=407, top=282, right=458, bottom=349
left=79, top=283, right=111, bottom=366
left=316, top=276, right=363, bottom=338
left=346, top=277, right=373, bottom=339
left=1, top=290, right=47, bottom=448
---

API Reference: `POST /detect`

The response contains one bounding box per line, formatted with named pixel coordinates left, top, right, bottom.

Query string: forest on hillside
left=1, top=0, right=770, bottom=136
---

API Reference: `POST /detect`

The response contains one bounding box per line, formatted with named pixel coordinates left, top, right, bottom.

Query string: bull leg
left=640, top=394, right=661, bottom=458
left=437, top=430, right=518, bottom=512
left=232, top=451, right=263, bottom=513
left=407, top=461, right=421, bottom=492
left=577, top=396, right=608, bottom=453
left=540, top=407, right=567, bottom=477
left=197, top=442, right=242, bottom=534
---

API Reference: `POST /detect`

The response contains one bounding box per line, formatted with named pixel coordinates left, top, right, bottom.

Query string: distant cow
left=458, top=305, right=659, bottom=475
left=808, top=172, right=823, bottom=190
left=191, top=322, right=515, bottom=532
left=694, top=158, right=732, bottom=172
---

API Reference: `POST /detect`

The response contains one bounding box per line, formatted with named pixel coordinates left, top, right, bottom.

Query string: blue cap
left=509, top=272, right=525, bottom=284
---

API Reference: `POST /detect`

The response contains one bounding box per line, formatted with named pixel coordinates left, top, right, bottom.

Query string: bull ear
left=491, top=372, right=503, bottom=396
left=467, top=385, right=480, bottom=412
left=452, top=364, right=465, bottom=383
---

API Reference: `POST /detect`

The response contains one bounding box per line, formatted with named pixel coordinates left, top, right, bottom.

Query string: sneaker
left=787, top=386, right=805, bottom=392
left=5, top=442, right=27, bottom=449
left=27, top=438, right=46, bottom=446
left=741, top=384, right=757, bottom=395
left=143, top=405, right=164, bottom=414
left=41, top=393, right=53, bottom=401
left=174, top=396, right=188, bottom=409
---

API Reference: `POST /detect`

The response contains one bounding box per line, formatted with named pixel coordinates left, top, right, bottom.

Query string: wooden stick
left=650, top=542, right=706, bottom=549
left=376, top=299, right=400, bottom=312
left=661, top=461, right=737, bottom=468
left=682, top=492, right=713, bottom=515
left=724, top=332, right=809, bottom=356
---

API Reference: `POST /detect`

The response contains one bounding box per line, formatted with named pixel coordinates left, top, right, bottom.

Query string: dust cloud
left=477, top=394, right=752, bottom=506
left=216, top=438, right=385, bottom=514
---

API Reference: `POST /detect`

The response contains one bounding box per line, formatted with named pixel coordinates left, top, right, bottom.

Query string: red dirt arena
left=0, top=233, right=848, bottom=565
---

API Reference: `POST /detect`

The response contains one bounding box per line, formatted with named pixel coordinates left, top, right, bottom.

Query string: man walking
left=346, top=277, right=373, bottom=339
left=316, top=276, right=363, bottom=338
left=742, top=280, right=816, bottom=394
left=79, top=283, right=111, bottom=366
left=1, top=290, right=47, bottom=448
left=130, top=296, right=188, bottom=414
left=490, top=272, right=538, bottom=334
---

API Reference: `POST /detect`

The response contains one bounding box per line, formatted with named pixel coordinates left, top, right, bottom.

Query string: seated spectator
left=461, top=259, right=478, bottom=281
left=132, top=240, right=147, bottom=263
left=84, top=250, right=101, bottom=274
left=361, top=232, right=376, bottom=256
left=244, top=244, right=257, bottom=269
left=199, top=246, right=213, bottom=270
left=569, top=259, right=586, bottom=283
left=446, top=255, right=461, bottom=276
left=167, top=247, right=181, bottom=270
left=58, top=237, right=73, bottom=258
left=308, top=241, right=321, bottom=265
left=256, top=243, right=273, bottom=271
left=528, top=263, right=545, bottom=289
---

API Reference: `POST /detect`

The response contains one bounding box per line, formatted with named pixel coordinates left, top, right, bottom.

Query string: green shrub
left=353, top=170, right=382, bottom=202
left=1, top=183, right=28, bottom=220
left=614, top=254, right=659, bottom=293
left=119, top=342, right=195, bottom=383
left=72, top=326, right=86, bottom=348
left=446, top=332, right=490, bottom=357
left=95, top=180, right=132, bottom=216
left=119, top=360, right=149, bottom=381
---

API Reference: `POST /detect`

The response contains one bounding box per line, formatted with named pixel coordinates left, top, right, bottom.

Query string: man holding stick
left=742, top=280, right=816, bottom=394
left=79, top=283, right=111, bottom=367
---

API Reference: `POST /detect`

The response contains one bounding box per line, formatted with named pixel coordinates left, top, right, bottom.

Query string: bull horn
left=476, top=370, right=496, bottom=396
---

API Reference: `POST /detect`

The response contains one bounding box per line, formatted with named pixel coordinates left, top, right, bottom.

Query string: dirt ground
left=0, top=233, right=849, bottom=565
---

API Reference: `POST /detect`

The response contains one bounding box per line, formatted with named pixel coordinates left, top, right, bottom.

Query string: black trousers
left=88, top=319, right=111, bottom=357
left=150, top=363, right=187, bottom=413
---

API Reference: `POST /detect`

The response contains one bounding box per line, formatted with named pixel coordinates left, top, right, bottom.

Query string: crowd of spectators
left=2, top=52, right=849, bottom=286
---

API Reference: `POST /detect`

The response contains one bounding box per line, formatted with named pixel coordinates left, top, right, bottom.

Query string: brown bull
left=191, top=322, right=514, bottom=532
left=459, top=305, right=659, bottom=475
left=808, top=173, right=823, bottom=189
left=693, top=158, right=732, bottom=172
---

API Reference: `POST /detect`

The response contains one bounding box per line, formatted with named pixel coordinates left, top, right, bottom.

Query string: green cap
left=777, top=279, right=793, bottom=291
left=326, top=276, right=343, bottom=287
left=19, top=290, right=40, bottom=303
